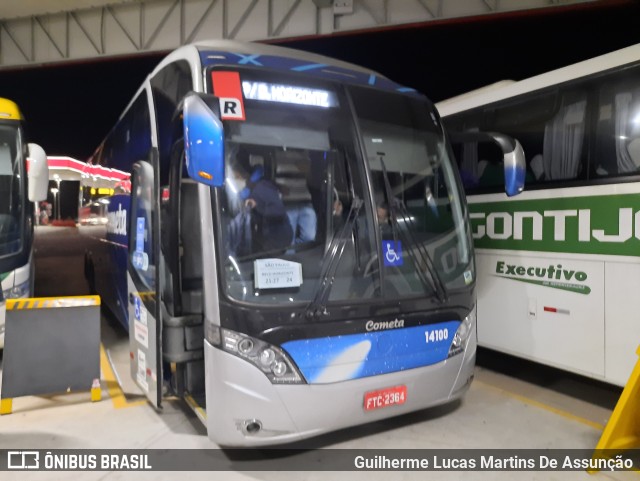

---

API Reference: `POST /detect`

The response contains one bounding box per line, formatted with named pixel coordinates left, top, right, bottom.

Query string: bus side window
left=150, top=60, right=193, bottom=182
left=540, top=91, right=588, bottom=181
left=595, top=75, right=640, bottom=177
left=475, top=142, right=504, bottom=188
left=0, top=143, right=18, bottom=250
left=472, top=89, right=589, bottom=186
left=488, top=95, right=551, bottom=183
left=443, top=117, right=481, bottom=189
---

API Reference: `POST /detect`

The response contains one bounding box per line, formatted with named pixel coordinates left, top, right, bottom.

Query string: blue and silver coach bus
left=81, top=40, right=524, bottom=446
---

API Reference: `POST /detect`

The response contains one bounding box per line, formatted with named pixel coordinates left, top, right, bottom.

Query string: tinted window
left=0, top=123, right=24, bottom=257
left=150, top=61, right=193, bottom=182
left=594, top=64, right=640, bottom=178
left=446, top=86, right=591, bottom=191
left=100, top=92, right=152, bottom=172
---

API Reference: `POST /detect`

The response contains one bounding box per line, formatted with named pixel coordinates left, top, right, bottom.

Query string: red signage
left=211, top=71, right=246, bottom=121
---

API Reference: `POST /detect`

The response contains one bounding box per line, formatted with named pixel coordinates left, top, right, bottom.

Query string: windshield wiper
left=394, top=197, right=448, bottom=302
left=306, top=196, right=363, bottom=319
left=378, top=155, right=448, bottom=303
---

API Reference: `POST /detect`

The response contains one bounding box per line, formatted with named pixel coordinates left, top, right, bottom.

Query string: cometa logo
left=494, top=260, right=591, bottom=295
left=365, top=319, right=405, bottom=331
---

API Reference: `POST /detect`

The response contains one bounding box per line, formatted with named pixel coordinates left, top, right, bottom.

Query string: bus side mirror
left=487, top=132, right=525, bottom=197
left=182, top=94, right=225, bottom=188
left=448, top=131, right=526, bottom=197
left=27, top=143, right=49, bottom=202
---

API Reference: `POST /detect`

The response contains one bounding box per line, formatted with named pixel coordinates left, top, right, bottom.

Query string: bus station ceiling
left=0, top=0, right=600, bottom=69
left=2, top=0, right=639, bottom=162
left=0, top=0, right=136, bottom=20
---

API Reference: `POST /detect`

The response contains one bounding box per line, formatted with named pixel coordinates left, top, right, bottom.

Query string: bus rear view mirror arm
left=448, top=131, right=526, bottom=197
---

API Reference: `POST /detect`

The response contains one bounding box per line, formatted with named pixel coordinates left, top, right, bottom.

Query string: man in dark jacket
left=230, top=149, right=292, bottom=256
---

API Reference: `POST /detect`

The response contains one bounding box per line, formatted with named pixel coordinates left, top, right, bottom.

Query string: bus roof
left=149, top=40, right=419, bottom=98
left=194, top=40, right=377, bottom=75
left=435, top=81, right=515, bottom=108
left=436, top=43, right=640, bottom=116
left=0, top=98, right=23, bottom=121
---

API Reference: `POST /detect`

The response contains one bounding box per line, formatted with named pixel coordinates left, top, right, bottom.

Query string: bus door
left=127, top=159, right=162, bottom=407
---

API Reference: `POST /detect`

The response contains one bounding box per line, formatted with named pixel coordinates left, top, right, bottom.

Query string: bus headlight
left=259, top=348, right=276, bottom=367
left=448, top=305, right=476, bottom=357
left=206, top=325, right=305, bottom=384
left=4, top=280, right=30, bottom=299
left=272, top=361, right=287, bottom=377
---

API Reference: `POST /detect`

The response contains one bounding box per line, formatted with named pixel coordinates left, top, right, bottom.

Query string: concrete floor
left=0, top=226, right=637, bottom=480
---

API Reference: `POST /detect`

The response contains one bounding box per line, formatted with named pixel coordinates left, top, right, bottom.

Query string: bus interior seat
left=275, top=161, right=312, bottom=198
left=275, top=156, right=317, bottom=244
left=529, top=154, right=544, bottom=180
left=477, top=159, right=504, bottom=187
left=180, top=180, right=203, bottom=315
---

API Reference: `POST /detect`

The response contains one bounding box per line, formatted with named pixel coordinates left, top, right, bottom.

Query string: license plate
left=363, top=385, right=407, bottom=411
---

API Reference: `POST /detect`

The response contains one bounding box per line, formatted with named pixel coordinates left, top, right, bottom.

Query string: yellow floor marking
left=100, top=344, right=147, bottom=409
left=0, top=398, right=13, bottom=415
left=184, top=393, right=207, bottom=423
left=475, top=379, right=605, bottom=431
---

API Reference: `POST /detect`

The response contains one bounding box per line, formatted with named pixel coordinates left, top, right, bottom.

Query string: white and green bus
left=438, top=43, right=640, bottom=387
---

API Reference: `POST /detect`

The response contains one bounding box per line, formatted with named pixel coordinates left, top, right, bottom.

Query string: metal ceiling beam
left=226, top=0, right=261, bottom=39
left=270, top=0, right=303, bottom=37
left=184, top=0, right=219, bottom=44
left=415, top=0, right=442, bottom=19
left=143, top=0, right=179, bottom=49
left=69, top=11, right=102, bottom=55
left=106, top=4, right=141, bottom=50
left=0, top=0, right=598, bottom=69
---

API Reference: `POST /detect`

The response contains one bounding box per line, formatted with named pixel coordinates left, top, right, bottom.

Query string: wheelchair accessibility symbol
left=383, top=240, right=403, bottom=267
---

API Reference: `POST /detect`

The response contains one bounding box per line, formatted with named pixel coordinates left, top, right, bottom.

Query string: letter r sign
left=211, top=71, right=246, bottom=121
left=218, top=97, right=244, bottom=120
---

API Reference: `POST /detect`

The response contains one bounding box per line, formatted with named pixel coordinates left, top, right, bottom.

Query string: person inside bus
left=228, top=149, right=293, bottom=257
left=376, top=200, right=393, bottom=238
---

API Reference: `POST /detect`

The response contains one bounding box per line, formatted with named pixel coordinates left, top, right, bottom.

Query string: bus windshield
left=214, top=72, right=472, bottom=306
left=0, top=122, right=24, bottom=258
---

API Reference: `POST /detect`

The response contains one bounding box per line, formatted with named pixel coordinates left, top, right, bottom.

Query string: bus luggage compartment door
left=476, top=251, right=604, bottom=378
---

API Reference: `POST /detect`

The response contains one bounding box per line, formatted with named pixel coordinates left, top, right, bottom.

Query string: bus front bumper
left=203, top=334, right=476, bottom=447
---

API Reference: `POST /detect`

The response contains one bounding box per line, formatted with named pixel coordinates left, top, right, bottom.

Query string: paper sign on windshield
left=254, top=259, right=303, bottom=290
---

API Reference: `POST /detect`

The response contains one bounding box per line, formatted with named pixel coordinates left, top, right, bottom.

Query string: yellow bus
left=0, top=97, right=48, bottom=348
